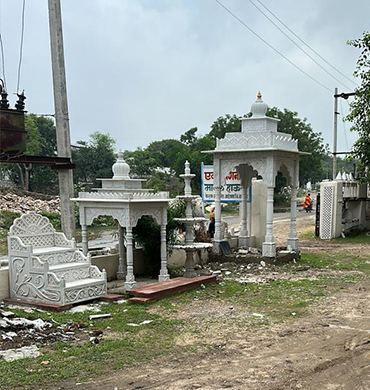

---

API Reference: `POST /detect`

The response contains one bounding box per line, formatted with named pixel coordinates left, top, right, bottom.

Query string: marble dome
left=250, top=91, right=268, bottom=117
left=112, top=151, right=130, bottom=179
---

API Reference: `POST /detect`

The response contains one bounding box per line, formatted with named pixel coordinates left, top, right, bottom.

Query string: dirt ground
left=52, top=214, right=370, bottom=390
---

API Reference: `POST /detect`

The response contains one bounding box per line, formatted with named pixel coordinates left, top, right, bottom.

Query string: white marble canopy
left=202, top=93, right=307, bottom=257
left=72, top=152, right=171, bottom=289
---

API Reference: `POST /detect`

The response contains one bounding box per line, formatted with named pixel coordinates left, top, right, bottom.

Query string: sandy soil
left=58, top=215, right=370, bottom=390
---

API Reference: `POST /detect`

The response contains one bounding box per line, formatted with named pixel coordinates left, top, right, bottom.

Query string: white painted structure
left=173, top=161, right=213, bottom=277
left=73, top=152, right=171, bottom=290
left=319, top=173, right=370, bottom=239
left=203, top=93, right=305, bottom=257
left=7, top=212, right=106, bottom=306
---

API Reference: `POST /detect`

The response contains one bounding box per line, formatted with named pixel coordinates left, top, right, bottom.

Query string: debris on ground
left=0, top=345, right=41, bottom=362
left=0, top=306, right=82, bottom=354
left=127, top=320, right=153, bottom=327
left=88, top=313, right=111, bottom=320
left=69, top=304, right=102, bottom=314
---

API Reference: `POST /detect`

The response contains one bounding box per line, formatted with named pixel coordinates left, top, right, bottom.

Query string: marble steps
left=128, top=275, right=217, bottom=303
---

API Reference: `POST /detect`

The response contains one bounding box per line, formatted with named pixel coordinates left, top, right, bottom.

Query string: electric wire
left=247, top=0, right=352, bottom=91
left=0, top=0, right=7, bottom=89
left=16, top=0, right=26, bottom=94
left=213, top=0, right=332, bottom=93
left=253, top=0, right=358, bottom=88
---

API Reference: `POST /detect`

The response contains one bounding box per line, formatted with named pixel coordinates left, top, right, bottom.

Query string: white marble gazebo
left=203, top=93, right=306, bottom=257
left=72, top=152, right=171, bottom=289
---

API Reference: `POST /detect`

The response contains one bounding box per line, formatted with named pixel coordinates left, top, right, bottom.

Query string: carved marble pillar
left=287, top=186, right=299, bottom=251
left=124, top=226, right=136, bottom=290
left=158, top=217, right=170, bottom=281
left=81, top=225, right=88, bottom=256
left=117, top=224, right=126, bottom=280
left=238, top=185, right=250, bottom=247
left=262, top=186, right=276, bottom=257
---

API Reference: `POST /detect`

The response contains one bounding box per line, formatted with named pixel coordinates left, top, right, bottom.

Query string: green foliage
left=1, top=114, right=59, bottom=193
left=267, top=107, right=328, bottom=185
left=144, top=172, right=183, bottom=197
left=346, top=32, right=370, bottom=179
left=133, top=200, right=186, bottom=276
left=209, top=114, right=243, bottom=139
left=28, top=115, right=59, bottom=193
left=180, top=127, right=198, bottom=146
left=72, top=132, right=116, bottom=189
left=0, top=210, right=21, bottom=230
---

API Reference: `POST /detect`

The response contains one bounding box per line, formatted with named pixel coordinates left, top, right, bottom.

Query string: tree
left=209, top=114, right=242, bottom=139
left=72, top=132, right=116, bottom=190
left=28, top=115, right=58, bottom=193
left=267, top=107, right=328, bottom=185
left=346, top=31, right=370, bottom=178
left=180, top=127, right=198, bottom=146
left=1, top=114, right=59, bottom=193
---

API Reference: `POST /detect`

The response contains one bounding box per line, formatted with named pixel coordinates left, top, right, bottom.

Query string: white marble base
left=124, top=281, right=137, bottom=290
left=117, top=272, right=125, bottom=280
left=262, top=242, right=276, bottom=257
left=158, top=274, right=170, bottom=282
left=238, top=235, right=251, bottom=247
left=287, top=237, right=299, bottom=251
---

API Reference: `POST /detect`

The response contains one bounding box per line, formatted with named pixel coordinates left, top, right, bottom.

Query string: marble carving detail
left=8, top=212, right=107, bottom=306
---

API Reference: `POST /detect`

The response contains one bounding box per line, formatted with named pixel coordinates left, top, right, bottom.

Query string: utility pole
left=48, top=0, right=75, bottom=238
left=333, top=87, right=338, bottom=179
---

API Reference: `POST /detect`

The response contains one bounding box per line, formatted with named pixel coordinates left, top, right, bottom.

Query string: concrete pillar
left=238, top=185, right=250, bottom=247
left=262, top=186, right=276, bottom=257
left=124, top=226, right=136, bottom=290
left=158, top=223, right=170, bottom=281
left=117, top=224, right=126, bottom=280
left=81, top=225, right=88, bottom=256
left=48, top=0, right=75, bottom=239
left=287, top=186, right=299, bottom=251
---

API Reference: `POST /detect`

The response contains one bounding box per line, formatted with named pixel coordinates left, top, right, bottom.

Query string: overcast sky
left=1, top=0, right=368, bottom=153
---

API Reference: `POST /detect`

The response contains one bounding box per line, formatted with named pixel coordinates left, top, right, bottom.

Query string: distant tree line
left=0, top=107, right=357, bottom=196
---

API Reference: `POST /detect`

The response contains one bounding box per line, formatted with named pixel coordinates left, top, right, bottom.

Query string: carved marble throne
left=8, top=212, right=107, bottom=306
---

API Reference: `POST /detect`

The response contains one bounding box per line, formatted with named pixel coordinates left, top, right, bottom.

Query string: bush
left=0, top=210, right=21, bottom=230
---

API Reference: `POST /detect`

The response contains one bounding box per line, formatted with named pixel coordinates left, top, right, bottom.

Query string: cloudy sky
left=1, top=0, right=368, bottom=153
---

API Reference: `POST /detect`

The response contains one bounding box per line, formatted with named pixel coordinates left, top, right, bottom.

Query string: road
left=223, top=210, right=314, bottom=230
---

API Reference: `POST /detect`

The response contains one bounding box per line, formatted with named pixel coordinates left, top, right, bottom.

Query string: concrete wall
left=0, top=267, right=9, bottom=301
left=92, top=247, right=210, bottom=279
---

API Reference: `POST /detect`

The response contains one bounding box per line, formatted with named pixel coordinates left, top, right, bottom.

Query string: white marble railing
left=78, top=191, right=169, bottom=201
left=216, top=132, right=298, bottom=151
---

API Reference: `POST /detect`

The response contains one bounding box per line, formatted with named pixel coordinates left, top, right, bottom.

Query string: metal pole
left=333, top=87, right=338, bottom=180
left=48, top=0, right=75, bottom=238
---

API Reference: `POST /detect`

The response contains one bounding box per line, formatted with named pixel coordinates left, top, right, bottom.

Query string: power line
left=247, top=0, right=352, bottom=91
left=16, top=0, right=26, bottom=94
left=0, top=0, right=7, bottom=89
left=253, top=0, right=358, bottom=88
left=213, top=0, right=332, bottom=93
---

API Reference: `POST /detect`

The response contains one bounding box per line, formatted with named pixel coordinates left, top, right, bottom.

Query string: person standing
left=303, top=193, right=313, bottom=213
left=208, top=206, right=215, bottom=238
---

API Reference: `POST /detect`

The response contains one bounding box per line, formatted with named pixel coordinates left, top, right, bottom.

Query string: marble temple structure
left=202, top=93, right=306, bottom=257
left=73, top=152, right=171, bottom=290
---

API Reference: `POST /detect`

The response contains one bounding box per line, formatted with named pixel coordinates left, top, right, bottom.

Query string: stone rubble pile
left=0, top=306, right=80, bottom=358
left=0, top=193, right=60, bottom=214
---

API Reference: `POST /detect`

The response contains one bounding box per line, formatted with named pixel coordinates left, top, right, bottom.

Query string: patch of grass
left=332, top=233, right=370, bottom=244
left=298, top=252, right=370, bottom=274
left=0, top=302, right=182, bottom=389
